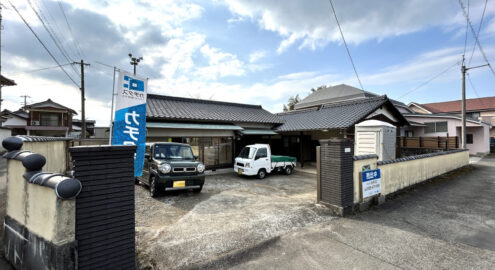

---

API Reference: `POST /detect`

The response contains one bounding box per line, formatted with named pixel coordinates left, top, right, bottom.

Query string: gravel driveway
left=135, top=170, right=335, bottom=269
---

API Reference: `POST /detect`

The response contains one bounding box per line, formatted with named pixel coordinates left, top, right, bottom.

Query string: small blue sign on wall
left=362, top=169, right=381, bottom=198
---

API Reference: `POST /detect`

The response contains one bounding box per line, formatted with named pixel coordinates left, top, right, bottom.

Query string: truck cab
left=138, top=142, right=205, bottom=197
left=234, top=144, right=296, bottom=179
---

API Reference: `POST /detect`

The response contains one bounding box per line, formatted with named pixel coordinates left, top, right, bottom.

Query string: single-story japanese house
left=274, top=93, right=409, bottom=165
left=145, top=84, right=409, bottom=168
left=145, top=94, right=283, bottom=169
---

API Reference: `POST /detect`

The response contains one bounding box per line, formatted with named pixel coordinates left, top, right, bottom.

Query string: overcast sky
left=2, top=0, right=495, bottom=125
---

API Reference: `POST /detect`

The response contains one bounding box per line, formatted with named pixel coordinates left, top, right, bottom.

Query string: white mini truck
left=234, top=144, right=297, bottom=179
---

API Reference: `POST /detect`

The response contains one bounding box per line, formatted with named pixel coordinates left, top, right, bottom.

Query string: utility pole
left=73, top=60, right=90, bottom=139
left=460, top=56, right=489, bottom=149
left=128, top=53, right=143, bottom=75
left=20, top=94, right=31, bottom=108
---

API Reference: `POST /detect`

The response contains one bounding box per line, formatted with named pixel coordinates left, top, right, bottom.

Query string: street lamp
left=128, top=53, right=143, bottom=75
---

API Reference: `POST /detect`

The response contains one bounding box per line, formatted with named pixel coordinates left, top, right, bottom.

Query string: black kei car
left=137, top=142, right=205, bottom=197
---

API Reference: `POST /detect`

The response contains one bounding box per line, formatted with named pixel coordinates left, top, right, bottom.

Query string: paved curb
left=187, top=235, right=281, bottom=270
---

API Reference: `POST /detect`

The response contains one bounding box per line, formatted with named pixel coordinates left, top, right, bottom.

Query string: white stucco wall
left=0, top=128, right=12, bottom=152
left=3, top=116, right=26, bottom=127
left=353, top=150, right=469, bottom=204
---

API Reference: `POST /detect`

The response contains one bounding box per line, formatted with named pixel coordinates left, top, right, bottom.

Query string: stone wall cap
left=377, top=149, right=468, bottom=165
left=353, top=154, right=378, bottom=160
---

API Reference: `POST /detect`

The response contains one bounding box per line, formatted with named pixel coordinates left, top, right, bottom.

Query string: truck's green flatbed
left=271, top=155, right=297, bottom=163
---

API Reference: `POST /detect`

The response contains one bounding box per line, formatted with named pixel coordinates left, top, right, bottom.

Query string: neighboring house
left=23, top=99, right=77, bottom=137
left=94, top=127, right=110, bottom=139
left=146, top=94, right=283, bottom=169
left=409, top=96, right=495, bottom=138
left=72, top=119, right=96, bottom=137
left=0, top=109, right=28, bottom=135
left=401, top=113, right=490, bottom=155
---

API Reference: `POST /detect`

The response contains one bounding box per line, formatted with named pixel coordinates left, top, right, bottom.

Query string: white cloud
left=249, top=50, right=267, bottom=63
left=223, top=0, right=492, bottom=53
left=196, top=44, right=246, bottom=79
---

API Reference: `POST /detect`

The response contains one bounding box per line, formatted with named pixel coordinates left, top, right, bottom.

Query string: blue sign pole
left=112, top=71, right=148, bottom=177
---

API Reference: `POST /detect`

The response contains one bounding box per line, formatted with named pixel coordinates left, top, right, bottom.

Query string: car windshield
left=154, top=144, right=194, bottom=160
left=238, top=147, right=256, bottom=159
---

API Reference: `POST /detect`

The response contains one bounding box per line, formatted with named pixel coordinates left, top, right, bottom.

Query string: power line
left=462, top=0, right=469, bottom=56
left=328, top=0, right=364, bottom=90
left=38, top=0, right=80, bottom=63
left=26, top=0, right=80, bottom=77
left=458, top=0, right=495, bottom=76
left=9, top=63, right=71, bottom=75
left=57, top=0, right=84, bottom=59
left=399, top=61, right=460, bottom=99
left=8, top=1, right=80, bottom=88
left=468, top=0, right=488, bottom=65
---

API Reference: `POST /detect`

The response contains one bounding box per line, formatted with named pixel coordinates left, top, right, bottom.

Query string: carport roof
left=275, top=96, right=408, bottom=132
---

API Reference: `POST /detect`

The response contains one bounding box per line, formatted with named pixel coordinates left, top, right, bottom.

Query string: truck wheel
left=135, top=178, right=140, bottom=185
left=284, top=166, right=293, bottom=175
left=257, top=169, right=266, bottom=179
left=149, top=176, right=159, bottom=198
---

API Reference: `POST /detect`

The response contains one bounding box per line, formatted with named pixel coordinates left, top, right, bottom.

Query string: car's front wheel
left=149, top=176, right=159, bottom=197
left=257, top=169, right=266, bottom=179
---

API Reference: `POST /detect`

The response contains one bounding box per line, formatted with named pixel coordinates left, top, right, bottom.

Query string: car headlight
left=197, top=163, right=205, bottom=173
left=159, top=163, right=171, bottom=174
left=245, top=163, right=250, bottom=168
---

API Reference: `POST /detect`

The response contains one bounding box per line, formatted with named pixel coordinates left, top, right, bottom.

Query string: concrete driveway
left=134, top=170, right=334, bottom=269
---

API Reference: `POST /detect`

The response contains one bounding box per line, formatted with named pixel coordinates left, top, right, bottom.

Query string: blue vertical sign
left=112, top=71, right=147, bottom=177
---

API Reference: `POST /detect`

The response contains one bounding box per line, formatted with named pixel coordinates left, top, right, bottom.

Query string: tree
left=283, top=94, right=300, bottom=111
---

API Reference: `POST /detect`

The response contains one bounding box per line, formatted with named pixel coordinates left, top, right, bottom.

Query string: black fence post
left=317, top=138, right=354, bottom=216
left=69, top=145, right=137, bottom=270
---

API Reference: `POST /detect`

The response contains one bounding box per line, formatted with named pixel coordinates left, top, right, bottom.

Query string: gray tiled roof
left=147, top=94, right=283, bottom=124
left=295, top=84, right=376, bottom=109
left=276, top=96, right=390, bottom=131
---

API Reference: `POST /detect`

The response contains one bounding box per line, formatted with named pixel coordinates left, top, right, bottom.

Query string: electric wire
left=399, top=61, right=460, bottom=99
left=57, top=0, right=84, bottom=59
left=458, top=0, right=495, bottom=76
left=328, top=0, right=364, bottom=90
left=468, top=0, right=488, bottom=65
left=38, top=0, right=80, bottom=63
left=462, top=0, right=469, bottom=57
left=9, top=63, right=71, bottom=75
left=26, top=0, right=80, bottom=77
left=8, top=1, right=80, bottom=88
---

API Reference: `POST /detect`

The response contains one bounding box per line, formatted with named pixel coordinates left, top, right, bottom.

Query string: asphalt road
left=231, top=155, right=495, bottom=269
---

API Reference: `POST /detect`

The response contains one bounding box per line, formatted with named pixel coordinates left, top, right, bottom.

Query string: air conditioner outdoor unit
left=31, top=120, right=40, bottom=126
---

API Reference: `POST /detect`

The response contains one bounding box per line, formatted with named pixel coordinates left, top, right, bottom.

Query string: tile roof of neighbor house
left=295, top=84, right=377, bottom=109
left=25, top=98, right=77, bottom=114
left=146, top=94, right=283, bottom=124
left=0, top=74, right=16, bottom=86
left=276, top=95, right=407, bottom=131
left=417, top=96, right=495, bottom=113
